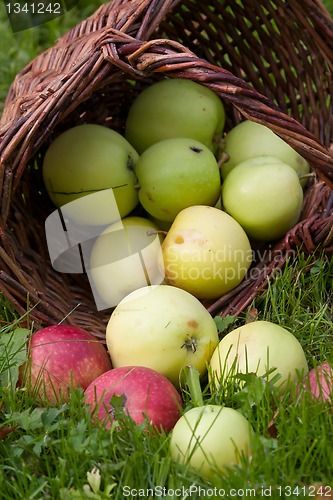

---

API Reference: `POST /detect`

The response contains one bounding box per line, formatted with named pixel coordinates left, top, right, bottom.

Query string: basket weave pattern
left=0, top=0, right=332, bottom=338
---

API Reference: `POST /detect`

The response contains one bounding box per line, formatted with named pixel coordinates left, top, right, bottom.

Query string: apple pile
left=19, top=313, right=310, bottom=477
left=42, top=77, right=310, bottom=309
left=25, top=76, right=315, bottom=477
left=18, top=314, right=310, bottom=478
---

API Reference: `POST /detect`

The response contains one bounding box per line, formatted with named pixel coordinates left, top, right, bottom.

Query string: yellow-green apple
left=84, top=366, right=183, bottom=431
left=135, top=138, right=221, bottom=222
left=162, top=205, right=253, bottom=300
left=221, top=120, right=310, bottom=185
left=125, top=78, right=225, bottom=154
left=221, top=157, right=304, bottom=241
left=42, top=124, right=139, bottom=225
left=19, top=325, right=112, bottom=405
left=88, top=216, right=165, bottom=309
left=209, top=320, right=308, bottom=394
left=170, top=405, right=253, bottom=478
left=105, top=285, right=219, bottom=386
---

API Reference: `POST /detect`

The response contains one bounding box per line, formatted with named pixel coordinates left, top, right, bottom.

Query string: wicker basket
left=0, top=0, right=333, bottom=339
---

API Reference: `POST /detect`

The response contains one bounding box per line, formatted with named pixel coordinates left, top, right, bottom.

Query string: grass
left=0, top=253, right=332, bottom=499
left=1, top=1, right=333, bottom=498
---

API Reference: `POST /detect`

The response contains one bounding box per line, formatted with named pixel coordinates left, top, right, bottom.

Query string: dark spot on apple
left=181, top=335, right=197, bottom=353
left=127, top=154, right=135, bottom=171
left=175, top=235, right=184, bottom=244
left=190, top=146, right=203, bottom=153
left=146, top=191, right=155, bottom=202
left=187, top=320, right=199, bottom=328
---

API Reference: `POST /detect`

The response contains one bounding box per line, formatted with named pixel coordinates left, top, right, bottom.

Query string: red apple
left=84, top=366, right=183, bottom=431
left=299, top=361, right=333, bottom=408
left=20, top=325, right=112, bottom=405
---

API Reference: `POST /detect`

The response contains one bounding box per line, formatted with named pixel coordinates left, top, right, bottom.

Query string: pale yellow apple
left=106, top=284, right=219, bottom=386
left=170, top=405, right=253, bottom=478
left=162, top=205, right=253, bottom=300
left=209, top=320, right=309, bottom=394
left=89, top=216, right=164, bottom=309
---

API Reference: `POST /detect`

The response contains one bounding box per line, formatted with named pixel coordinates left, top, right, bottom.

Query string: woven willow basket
left=0, top=0, right=333, bottom=339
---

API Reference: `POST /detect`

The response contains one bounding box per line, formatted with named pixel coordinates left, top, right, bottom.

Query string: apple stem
left=146, top=229, right=168, bottom=237
left=181, top=366, right=204, bottom=407
left=217, top=151, right=230, bottom=170
left=298, top=172, right=316, bottom=181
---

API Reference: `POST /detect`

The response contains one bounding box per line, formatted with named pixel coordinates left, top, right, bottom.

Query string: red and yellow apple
left=84, top=366, right=183, bottom=431
left=20, top=325, right=112, bottom=404
left=298, top=361, right=333, bottom=408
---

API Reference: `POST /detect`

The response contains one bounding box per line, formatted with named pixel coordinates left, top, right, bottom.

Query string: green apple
left=135, top=138, right=221, bottom=222
left=162, top=205, right=253, bottom=300
left=43, top=124, right=139, bottom=225
left=125, top=78, right=225, bottom=154
left=105, top=284, right=219, bottom=386
left=209, top=320, right=309, bottom=394
left=221, top=157, right=304, bottom=241
left=170, top=405, right=253, bottom=478
left=89, top=216, right=165, bottom=309
left=221, top=120, right=310, bottom=185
